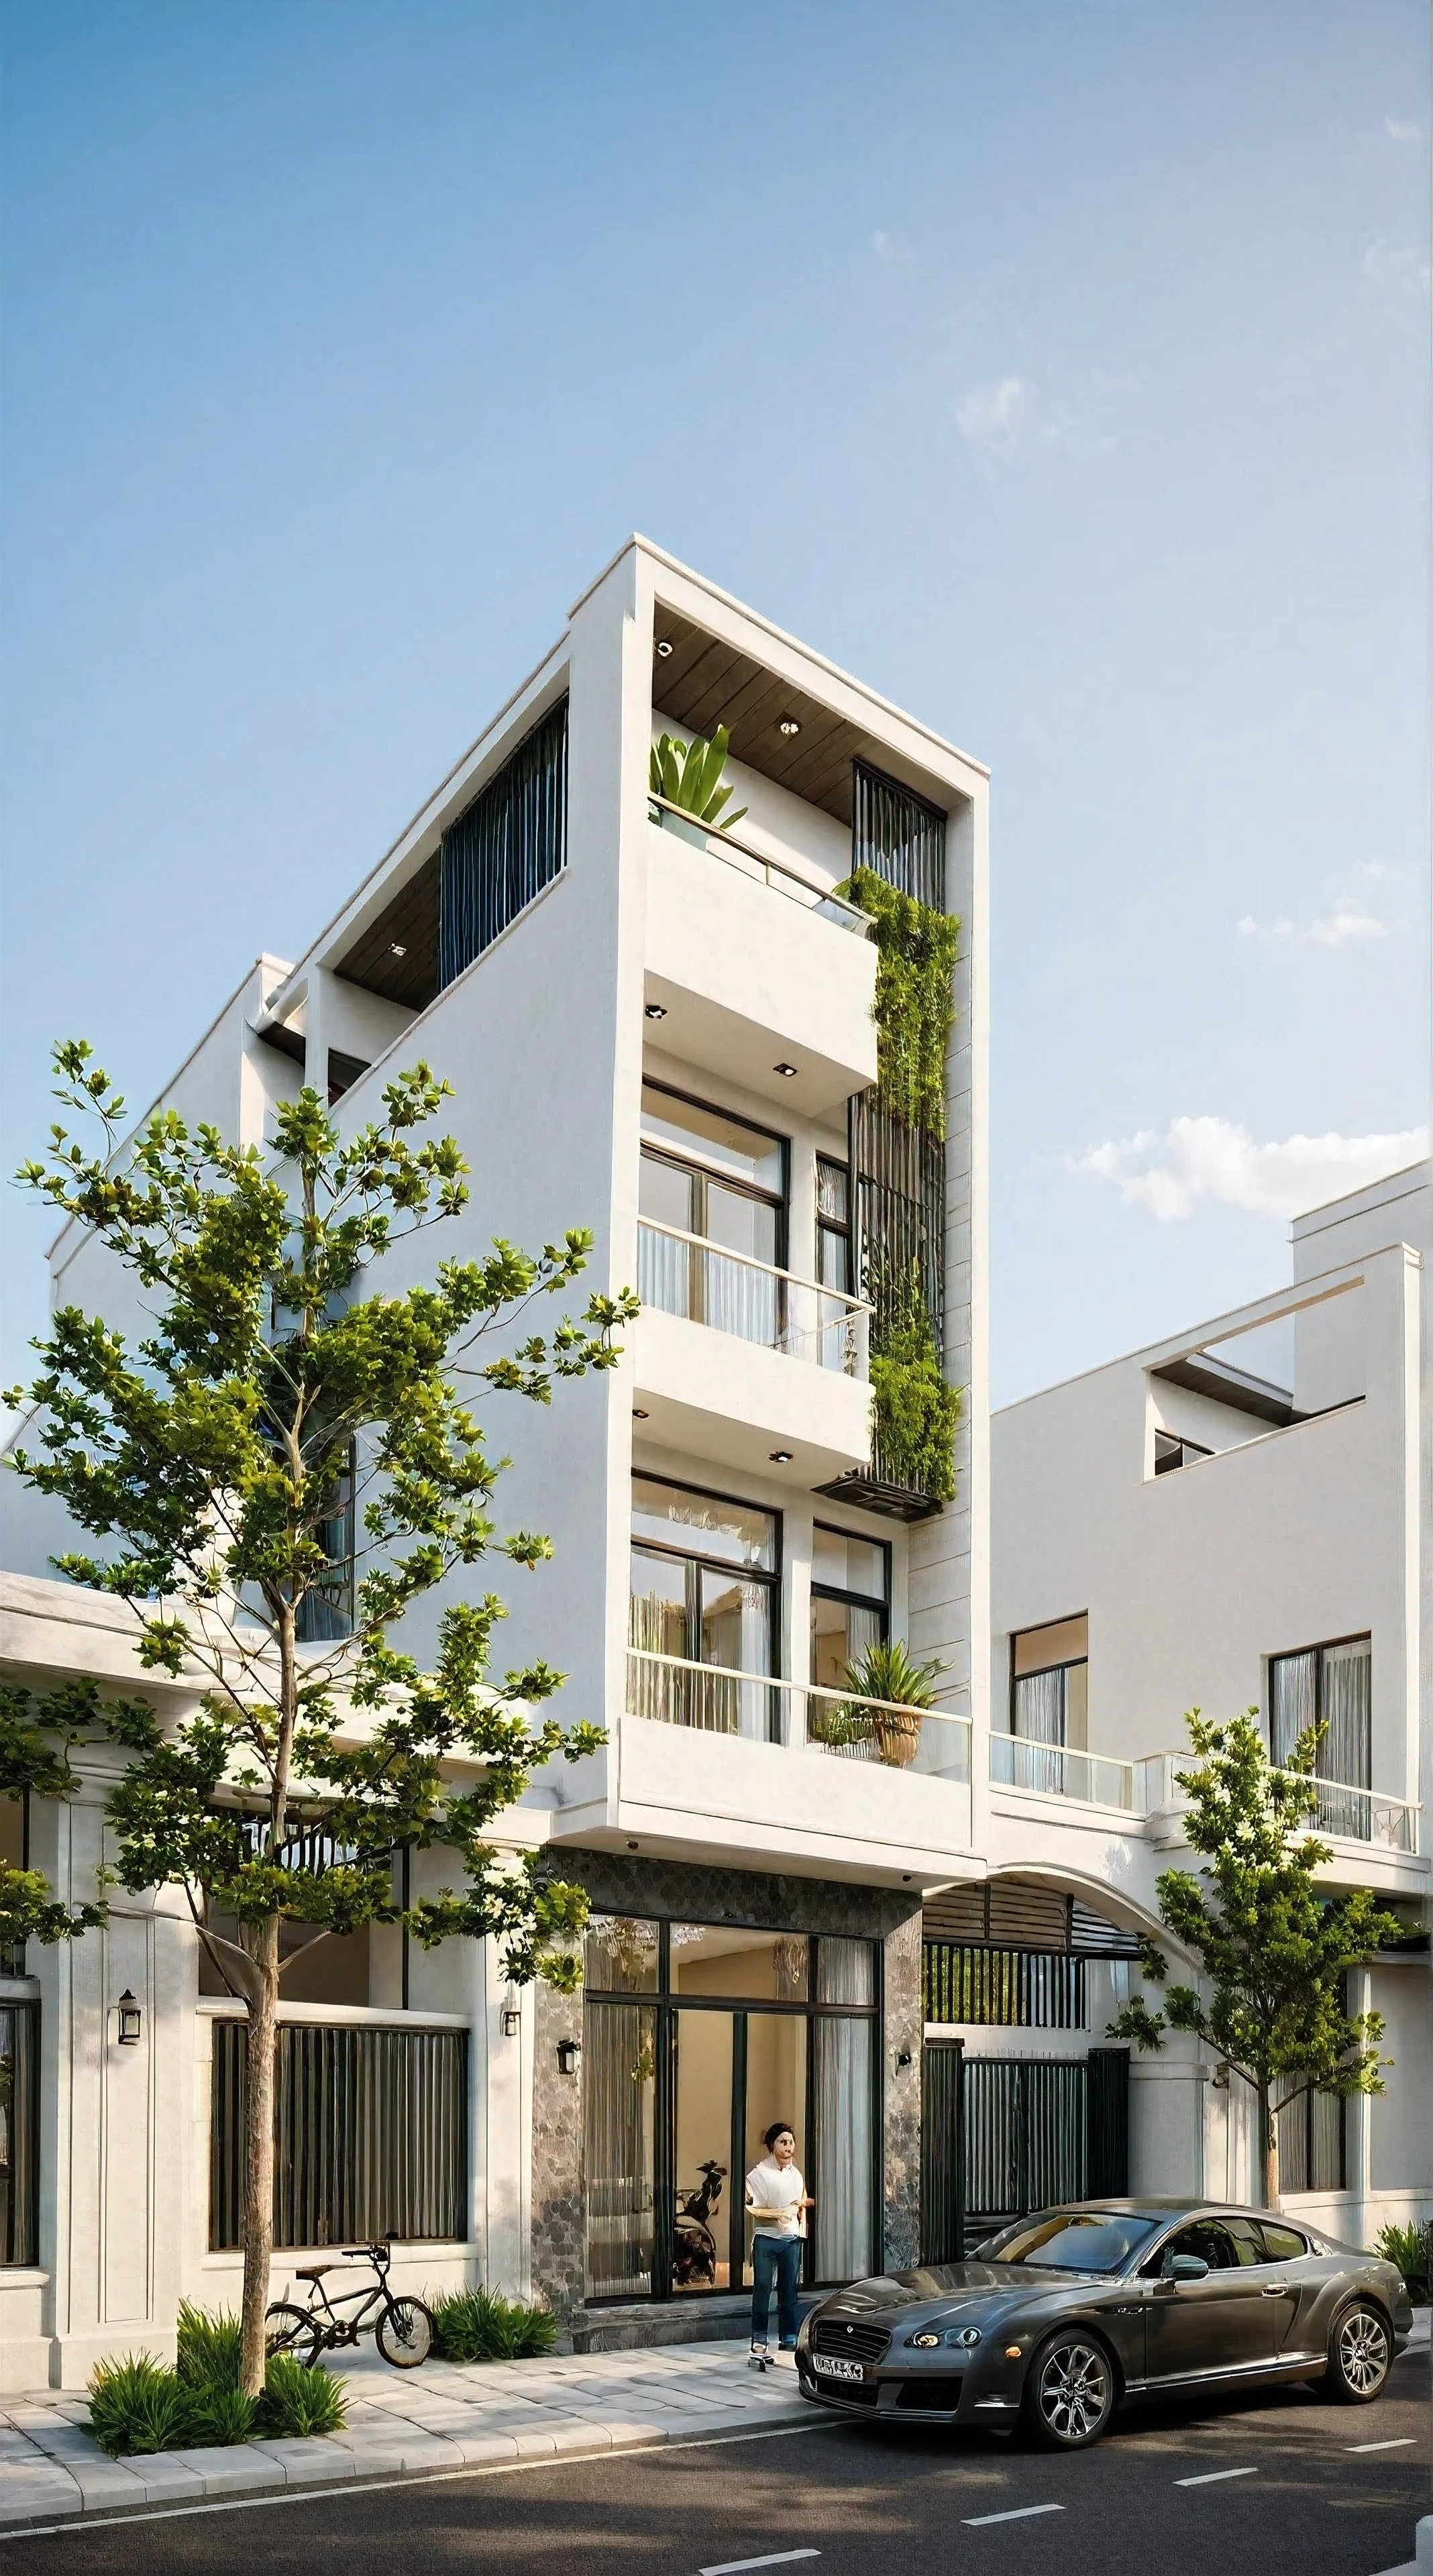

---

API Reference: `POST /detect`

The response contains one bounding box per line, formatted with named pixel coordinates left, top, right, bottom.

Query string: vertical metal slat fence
left=210, top=2021, right=468, bottom=2250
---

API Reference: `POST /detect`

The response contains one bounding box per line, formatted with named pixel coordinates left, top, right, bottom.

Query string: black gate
left=921, top=2047, right=1129, bottom=2256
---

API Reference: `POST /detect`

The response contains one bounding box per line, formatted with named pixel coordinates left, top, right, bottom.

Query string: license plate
left=812, top=2354, right=866, bottom=2383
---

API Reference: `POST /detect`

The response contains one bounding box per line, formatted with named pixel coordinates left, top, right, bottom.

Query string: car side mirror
left=1163, top=2253, right=1210, bottom=2282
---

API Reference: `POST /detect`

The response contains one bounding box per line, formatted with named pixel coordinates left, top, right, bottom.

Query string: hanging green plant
left=865, top=1252, right=960, bottom=1504
left=838, top=866, right=959, bottom=1140
left=648, top=723, right=748, bottom=833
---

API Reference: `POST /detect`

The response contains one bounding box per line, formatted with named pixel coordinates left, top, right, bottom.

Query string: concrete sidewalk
left=0, top=2338, right=810, bottom=2532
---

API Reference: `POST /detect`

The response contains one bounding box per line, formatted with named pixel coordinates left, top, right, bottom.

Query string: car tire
left=1022, top=2332, right=1117, bottom=2450
left=1322, top=2302, right=1392, bottom=2404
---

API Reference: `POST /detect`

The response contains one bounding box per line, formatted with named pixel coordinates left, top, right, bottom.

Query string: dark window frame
left=630, top=1470, right=783, bottom=1681
left=640, top=1078, right=790, bottom=1270
left=1267, top=1631, right=1372, bottom=1782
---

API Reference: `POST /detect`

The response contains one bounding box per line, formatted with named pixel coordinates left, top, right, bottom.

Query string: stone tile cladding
left=529, top=1851, right=923, bottom=2321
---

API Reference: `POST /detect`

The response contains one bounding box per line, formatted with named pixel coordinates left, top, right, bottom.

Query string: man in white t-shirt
left=745, top=2120, right=814, bottom=2358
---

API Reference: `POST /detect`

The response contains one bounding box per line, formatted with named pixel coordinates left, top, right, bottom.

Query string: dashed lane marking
left=961, top=2504, right=1065, bottom=2526
left=698, top=2557, right=820, bottom=2575
left=1346, top=2438, right=1418, bottom=2453
left=1175, top=2467, right=1259, bottom=2487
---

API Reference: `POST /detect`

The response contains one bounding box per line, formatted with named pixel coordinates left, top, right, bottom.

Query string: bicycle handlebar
left=341, top=2241, right=392, bottom=2264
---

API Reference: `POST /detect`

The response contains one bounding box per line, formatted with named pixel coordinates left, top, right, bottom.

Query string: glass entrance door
left=673, top=2010, right=734, bottom=2293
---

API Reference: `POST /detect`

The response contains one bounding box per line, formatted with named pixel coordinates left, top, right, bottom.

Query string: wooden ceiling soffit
left=333, top=853, right=440, bottom=1010
left=651, top=608, right=889, bottom=824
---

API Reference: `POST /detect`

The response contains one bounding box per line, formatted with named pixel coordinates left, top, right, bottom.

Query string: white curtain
left=812, top=2015, right=873, bottom=2282
left=1270, top=1648, right=1316, bottom=1768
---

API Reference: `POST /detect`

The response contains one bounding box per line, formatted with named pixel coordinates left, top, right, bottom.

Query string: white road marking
left=961, top=2504, right=1066, bottom=2526
left=1175, top=2467, right=1259, bottom=2487
left=699, top=2557, right=820, bottom=2575
left=1346, top=2437, right=1418, bottom=2453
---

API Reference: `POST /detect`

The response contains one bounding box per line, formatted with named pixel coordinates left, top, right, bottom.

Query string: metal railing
left=637, top=1218, right=870, bottom=1377
left=624, top=1648, right=970, bottom=1779
left=648, top=796, right=872, bottom=935
left=1137, top=1751, right=1420, bottom=1853
left=210, top=2018, right=468, bottom=2251
left=990, top=1734, right=1138, bottom=1813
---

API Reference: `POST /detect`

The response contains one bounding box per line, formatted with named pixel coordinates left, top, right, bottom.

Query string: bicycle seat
left=293, top=2263, right=337, bottom=2282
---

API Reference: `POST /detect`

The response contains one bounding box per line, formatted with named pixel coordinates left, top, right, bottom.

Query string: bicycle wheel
left=376, top=2297, right=435, bottom=2368
left=265, top=2302, right=321, bottom=2367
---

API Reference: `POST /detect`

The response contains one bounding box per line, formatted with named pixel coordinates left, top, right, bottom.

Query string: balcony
left=625, top=1646, right=969, bottom=1779
left=988, top=1733, right=1422, bottom=1854
left=631, top=1226, right=875, bottom=1483
left=643, top=812, right=878, bottom=1120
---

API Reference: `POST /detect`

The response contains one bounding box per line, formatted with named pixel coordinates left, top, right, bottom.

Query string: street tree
left=2, top=1042, right=636, bottom=2393
left=1108, top=1709, right=1403, bottom=2207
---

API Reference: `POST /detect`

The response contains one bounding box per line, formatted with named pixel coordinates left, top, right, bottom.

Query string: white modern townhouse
left=3, top=537, right=1415, bottom=2395
left=991, top=1160, right=1431, bottom=2253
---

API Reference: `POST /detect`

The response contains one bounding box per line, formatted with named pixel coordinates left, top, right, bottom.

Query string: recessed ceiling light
left=778, top=716, right=801, bottom=737
left=390, top=943, right=407, bottom=959
left=769, top=1449, right=794, bottom=1464
left=633, top=1407, right=649, bottom=1419
left=774, top=1062, right=798, bottom=1078
left=645, top=1002, right=668, bottom=1021
left=654, top=639, right=674, bottom=658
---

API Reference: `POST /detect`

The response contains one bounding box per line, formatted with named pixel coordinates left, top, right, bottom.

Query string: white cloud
left=955, top=375, right=1028, bottom=449
left=1238, top=906, right=1390, bottom=950
left=1362, top=238, right=1432, bottom=298
left=1385, top=116, right=1420, bottom=141
left=871, top=229, right=909, bottom=265
left=1071, top=1117, right=1428, bottom=1221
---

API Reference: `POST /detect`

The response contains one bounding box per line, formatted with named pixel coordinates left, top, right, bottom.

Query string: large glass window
left=638, top=1083, right=787, bottom=1345
left=629, top=1476, right=780, bottom=1739
left=1010, top=1616, right=1088, bottom=1766
left=582, top=1919, right=878, bottom=2303
left=810, top=1523, right=889, bottom=1693
left=1269, top=1635, right=1371, bottom=1837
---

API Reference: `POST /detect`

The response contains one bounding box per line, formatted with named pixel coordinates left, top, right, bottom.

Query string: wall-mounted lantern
left=501, top=1996, right=522, bottom=2039
left=116, top=1990, right=143, bottom=2045
left=894, top=2047, right=914, bottom=2072
left=556, top=2036, right=581, bottom=2077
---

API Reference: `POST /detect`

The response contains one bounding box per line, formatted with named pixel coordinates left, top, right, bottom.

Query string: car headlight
left=945, top=2326, right=981, bottom=2347
left=904, top=2331, right=941, bottom=2349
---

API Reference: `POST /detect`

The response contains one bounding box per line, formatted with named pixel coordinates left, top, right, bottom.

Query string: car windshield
left=977, top=2211, right=1161, bottom=2274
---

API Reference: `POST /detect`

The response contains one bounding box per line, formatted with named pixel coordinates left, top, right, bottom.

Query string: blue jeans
left=751, top=2233, right=802, bottom=2346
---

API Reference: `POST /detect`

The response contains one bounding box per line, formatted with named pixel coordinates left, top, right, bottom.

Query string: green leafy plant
left=258, top=2351, right=347, bottom=2436
left=648, top=724, right=747, bottom=832
left=89, top=2356, right=196, bottom=2458
left=184, top=2382, right=260, bottom=2446
left=866, top=1257, right=959, bottom=1504
left=839, top=867, right=959, bottom=1139
left=1107, top=1710, right=1403, bottom=2207
left=4, top=1042, right=637, bottom=2393
left=1373, top=2222, right=1432, bottom=2295
left=812, top=1639, right=947, bottom=1768
left=428, top=2285, right=558, bottom=2363
left=176, top=2299, right=243, bottom=2389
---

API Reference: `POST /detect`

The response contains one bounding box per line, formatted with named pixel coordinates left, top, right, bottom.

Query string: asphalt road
left=3, top=2346, right=1428, bottom=2576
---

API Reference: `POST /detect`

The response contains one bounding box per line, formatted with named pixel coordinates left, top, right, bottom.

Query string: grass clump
left=89, top=2306, right=347, bottom=2457
left=429, top=2286, right=557, bottom=2363
left=1374, top=2221, right=1432, bottom=2296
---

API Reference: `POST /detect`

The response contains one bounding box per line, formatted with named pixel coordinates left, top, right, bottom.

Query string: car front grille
left=810, top=2318, right=891, bottom=2365
left=896, top=2377, right=966, bottom=2412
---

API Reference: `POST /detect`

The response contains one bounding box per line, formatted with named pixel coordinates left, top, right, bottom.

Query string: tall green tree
left=1108, top=1709, right=1402, bottom=2207
left=3, top=1042, right=636, bottom=2393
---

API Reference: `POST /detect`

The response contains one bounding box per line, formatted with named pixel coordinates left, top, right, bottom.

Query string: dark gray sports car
left=796, top=2198, right=1413, bottom=2449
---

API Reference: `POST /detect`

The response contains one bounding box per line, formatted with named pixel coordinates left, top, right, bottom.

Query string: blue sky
left=1, top=0, right=1427, bottom=1408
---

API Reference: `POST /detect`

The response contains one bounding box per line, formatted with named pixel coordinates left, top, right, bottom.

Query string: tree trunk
left=239, top=1914, right=281, bottom=2398
left=1256, top=2078, right=1281, bottom=2211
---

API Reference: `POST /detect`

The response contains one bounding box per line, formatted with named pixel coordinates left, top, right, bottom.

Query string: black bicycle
left=265, top=2239, right=435, bottom=2370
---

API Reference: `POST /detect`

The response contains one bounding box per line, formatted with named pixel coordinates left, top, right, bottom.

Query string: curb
left=0, top=2396, right=816, bottom=2535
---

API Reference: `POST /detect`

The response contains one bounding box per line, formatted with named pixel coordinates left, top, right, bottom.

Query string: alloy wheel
left=1034, top=2338, right=1112, bottom=2444
left=1337, top=2307, right=1389, bottom=2397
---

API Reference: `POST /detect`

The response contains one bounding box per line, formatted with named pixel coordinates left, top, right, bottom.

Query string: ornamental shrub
left=840, top=867, right=959, bottom=1138
left=429, top=2286, right=558, bottom=2363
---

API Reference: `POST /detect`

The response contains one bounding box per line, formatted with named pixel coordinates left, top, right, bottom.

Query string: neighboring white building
left=0, top=538, right=1422, bottom=2392
left=992, top=1161, right=1431, bottom=2251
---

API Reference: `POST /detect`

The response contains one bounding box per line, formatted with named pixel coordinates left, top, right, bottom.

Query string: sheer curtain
left=1319, top=1640, right=1371, bottom=1835
left=1013, top=1668, right=1065, bottom=1792
left=582, top=2004, right=655, bottom=2300
left=1270, top=1648, right=1317, bottom=1768
left=812, top=1940, right=875, bottom=2282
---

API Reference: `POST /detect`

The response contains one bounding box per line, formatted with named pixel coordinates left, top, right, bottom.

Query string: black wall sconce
left=501, top=2002, right=522, bottom=2039
left=556, top=2037, right=582, bottom=2077
left=894, top=2047, right=914, bottom=2072
left=116, top=1990, right=143, bottom=2045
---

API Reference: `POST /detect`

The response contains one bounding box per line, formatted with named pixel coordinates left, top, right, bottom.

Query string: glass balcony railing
left=637, top=1219, right=870, bottom=1376
left=991, top=1737, right=1422, bottom=1852
left=624, top=1649, right=970, bottom=1781
left=648, top=796, right=873, bottom=935
left=989, top=1734, right=1138, bottom=1813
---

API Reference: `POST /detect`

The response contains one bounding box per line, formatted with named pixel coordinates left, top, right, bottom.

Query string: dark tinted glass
left=1259, top=2222, right=1308, bottom=2263
left=1224, top=2218, right=1267, bottom=2267
left=981, top=2210, right=1159, bottom=2273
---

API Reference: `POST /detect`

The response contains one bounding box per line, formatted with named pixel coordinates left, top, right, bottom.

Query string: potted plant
left=839, top=1639, right=947, bottom=1770
left=648, top=723, right=747, bottom=845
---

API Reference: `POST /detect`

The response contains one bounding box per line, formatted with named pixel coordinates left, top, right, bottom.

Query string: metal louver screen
left=210, top=2021, right=468, bottom=2251
left=439, top=696, right=568, bottom=987
left=852, top=760, right=946, bottom=909
left=0, top=2003, right=40, bottom=2266
left=963, top=2056, right=1088, bottom=2225
left=923, top=1885, right=1145, bottom=1959
left=851, top=1093, right=946, bottom=1368
left=924, top=1943, right=1087, bottom=2029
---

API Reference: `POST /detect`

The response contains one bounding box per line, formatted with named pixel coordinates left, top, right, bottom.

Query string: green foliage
left=428, top=2285, right=558, bottom=2363
left=867, top=1260, right=959, bottom=1503
left=648, top=724, right=747, bottom=832
left=839, top=867, right=959, bottom=1139
left=1107, top=1709, right=1403, bottom=2198
left=1372, top=2222, right=1432, bottom=2292
left=0, top=1684, right=112, bottom=1949
left=259, top=2350, right=346, bottom=2436
left=810, top=1638, right=948, bottom=1764
left=89, top=2318, right=346, bottom=2455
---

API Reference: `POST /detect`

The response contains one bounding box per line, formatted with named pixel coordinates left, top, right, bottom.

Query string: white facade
left=991, top=1162, right=1432, bottom=2252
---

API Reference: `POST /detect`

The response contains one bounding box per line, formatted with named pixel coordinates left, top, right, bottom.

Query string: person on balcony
left=745, top=2121, right=814, bottom=2363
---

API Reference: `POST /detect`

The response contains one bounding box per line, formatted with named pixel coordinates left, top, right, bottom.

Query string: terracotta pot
left=872, top=1709, right=922, bottom=1768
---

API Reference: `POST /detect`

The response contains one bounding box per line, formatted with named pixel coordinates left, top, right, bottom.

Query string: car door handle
left=1261, top=2283, right=1289, bottom=2297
